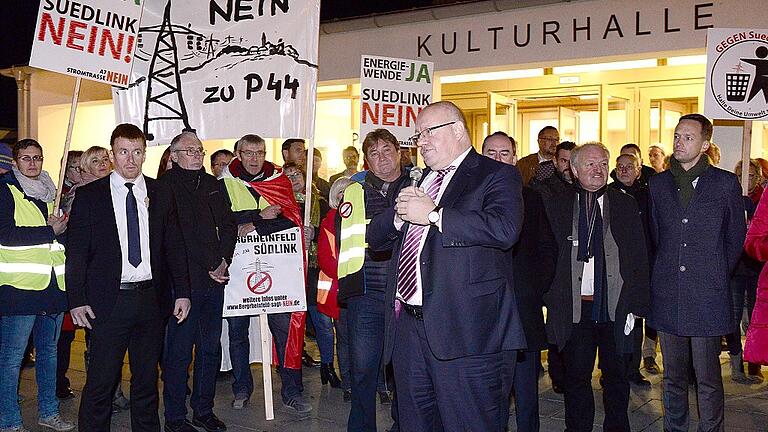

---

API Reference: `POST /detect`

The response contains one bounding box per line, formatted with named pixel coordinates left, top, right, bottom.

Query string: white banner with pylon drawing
left=112, top=0, right=320, bottom=144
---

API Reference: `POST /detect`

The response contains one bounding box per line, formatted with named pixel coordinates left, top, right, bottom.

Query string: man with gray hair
left=369, top=101, right=525, bottom=431
left=159, top=131, right=238, bottom=432
left=544, top=142, right=649, bottom=431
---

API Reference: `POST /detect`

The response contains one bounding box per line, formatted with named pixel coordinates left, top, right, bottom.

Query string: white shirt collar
left=110, top=171, right=146, bottom=189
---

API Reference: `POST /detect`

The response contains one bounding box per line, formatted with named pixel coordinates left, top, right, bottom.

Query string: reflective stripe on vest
left=337, top=182, right=366, bottom=279
left=0, top=184, right=66, bottom=291
left=223, top=177, right=270, bottom=211
left=317, top=226, right=336, bottom=305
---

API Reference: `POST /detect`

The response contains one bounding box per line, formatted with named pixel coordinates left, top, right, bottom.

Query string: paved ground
left=15, top=331, right=768, bottom=431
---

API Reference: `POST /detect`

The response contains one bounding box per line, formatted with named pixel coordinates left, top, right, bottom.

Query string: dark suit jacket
left=158, top=168, right=237, bottom=292
left=368, top=149, right=526, bottom=361
left=544, top=187, right=649, bottom=353
left=648, top=166, right=746, bottom=336
left=512, top=187, right=556, bottom=352
left=66, top=175, right=190, bottom=319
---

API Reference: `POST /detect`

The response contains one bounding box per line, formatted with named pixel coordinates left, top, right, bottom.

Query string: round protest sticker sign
left=709, top=31, right=768, bottom=120
left=339, top=201, right=353, bottom=218
left=247, top=271, right=273, bottom=295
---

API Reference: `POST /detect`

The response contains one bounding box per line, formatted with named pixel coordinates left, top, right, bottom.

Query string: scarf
left=12, top=167, right=56, bottom=203
left=575, top=182, right=609, bottom=323
left=669, top=155, right=710, bottom=208
left=295, top=186, right=321, bottom=268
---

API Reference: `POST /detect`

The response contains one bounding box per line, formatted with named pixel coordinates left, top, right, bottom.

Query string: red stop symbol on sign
left=247, top=271, right=272, bottom=295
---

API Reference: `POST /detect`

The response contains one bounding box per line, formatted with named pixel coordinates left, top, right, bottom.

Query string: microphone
left=409, top=167, right=423, bottom=187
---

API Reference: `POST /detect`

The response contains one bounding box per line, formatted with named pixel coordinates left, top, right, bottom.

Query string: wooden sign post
left=52, top=77, right=81, bottom=215
left=258, top=315, right=275, bottom=420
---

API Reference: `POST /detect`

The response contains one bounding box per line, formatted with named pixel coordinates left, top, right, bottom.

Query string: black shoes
left=56, top=388, right=75, bottom=400
left=320, top=363, right=342, bottom=388
left=302, top=350, right=321, bottom=368
left=164, top=420, right=198, bottom=432
left=192, top=414, right=227, bottom=432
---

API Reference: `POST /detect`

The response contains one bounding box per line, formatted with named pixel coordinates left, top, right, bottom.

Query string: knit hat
left=0, top=144, right=12, bottom=171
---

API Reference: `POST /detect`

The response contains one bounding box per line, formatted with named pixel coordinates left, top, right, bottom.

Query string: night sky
left=0, top=0, right=440, bottom=129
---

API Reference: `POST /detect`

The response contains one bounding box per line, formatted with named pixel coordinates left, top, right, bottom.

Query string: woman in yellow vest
left=0, top=140, right=74, bottom=432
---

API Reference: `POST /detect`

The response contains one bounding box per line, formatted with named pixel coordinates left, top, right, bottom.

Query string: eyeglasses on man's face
left=408, top=121, right=456, bottom=146
left=239, top=150, right=266, bottom=159
left=174, top=148, right=206, bottom=157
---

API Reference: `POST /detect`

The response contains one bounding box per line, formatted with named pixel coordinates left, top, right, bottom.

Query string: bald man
left=368, top=101, right=525, bottom=432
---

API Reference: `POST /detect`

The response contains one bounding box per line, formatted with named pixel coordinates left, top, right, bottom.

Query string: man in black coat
left=544, top=143, right=649, bottom=432
left=68, top=124, right=191, bottom=432
left=648, top=114, right=746, bottom=431
left=483, top=131, right=555, bottom=432
left=610, top=153, right=654, bottom=387
left=159, top=131, right=238, bottom=432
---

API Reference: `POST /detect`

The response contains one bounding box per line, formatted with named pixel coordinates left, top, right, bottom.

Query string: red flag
left=245, top=169, right=306, bottom=370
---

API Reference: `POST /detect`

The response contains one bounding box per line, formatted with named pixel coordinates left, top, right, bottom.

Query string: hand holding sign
left=260, top=205, right=282, bottom=220
left=209, top=259, right=230, bottom=283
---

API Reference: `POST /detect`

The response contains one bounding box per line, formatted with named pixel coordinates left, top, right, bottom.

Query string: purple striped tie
left=397, top=166, right=455, bottom=303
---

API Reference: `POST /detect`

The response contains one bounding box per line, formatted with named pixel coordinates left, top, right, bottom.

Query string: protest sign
left=113, top=0, right=320, bottom=143
left=360, top=55, right=434, bottom=147
left=29, top=0, right=144, bottom=87
left=223, top=227, right=306, bottom=317
left=704, top=28, right=768, bottom=121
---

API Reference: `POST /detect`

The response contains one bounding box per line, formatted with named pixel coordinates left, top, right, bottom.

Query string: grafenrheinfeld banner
left=113, top=0, right=319, bottom=144
left=29, top=0, right=144, bottom=87
left=223, top=227, right=306, bottom=317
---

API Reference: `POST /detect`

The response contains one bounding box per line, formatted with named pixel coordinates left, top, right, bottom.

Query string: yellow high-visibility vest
left=223, top=177, right=270, bottom=211
left=337, top=182, right=366, bottom=279
left=0, top=183, right=66, bottom=291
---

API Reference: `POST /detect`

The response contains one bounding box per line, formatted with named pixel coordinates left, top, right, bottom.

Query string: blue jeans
left=227, top=313, right=302, bottom=403
left=336, top=307, right=351, bottom=391
left=163, top=287, right=224, bottom=421
left=347, top=293, right=387, bottom=432
left=307, top=305, right=335, bottom=363
left=0, top=313, right=63, bottom=428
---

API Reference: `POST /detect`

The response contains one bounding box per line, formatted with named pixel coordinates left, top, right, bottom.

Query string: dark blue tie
left=125, top=182, right=142, bottom=267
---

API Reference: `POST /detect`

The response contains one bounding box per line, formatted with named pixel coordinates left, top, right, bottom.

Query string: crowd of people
left=1, top=102, right=768, bottom=432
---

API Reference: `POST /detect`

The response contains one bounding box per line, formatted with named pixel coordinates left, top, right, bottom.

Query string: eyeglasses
left=67, top=165, right=81, bottom=172
left=409, top=121, right=456, bottom=145
left=174, top=148, right=206, bottom=157
left=285, top=172, right=303, bottom=180
left=239, top=150, right=266, bottom=159
left=18, top=156, right=44, bottom=163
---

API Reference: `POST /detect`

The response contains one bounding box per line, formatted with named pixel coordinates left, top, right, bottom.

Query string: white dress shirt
left=580, top=195, right=604, bottom=296
left=110, top=171, right=152, bottom=282
left=398, top=147, right=471, bottom=306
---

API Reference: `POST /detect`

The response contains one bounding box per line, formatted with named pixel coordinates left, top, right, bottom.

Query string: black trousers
left=512, top=350, right=541, bottom=432
left=562, top=301, right=630, bottom=432
left=78, top=288, right=164, bottom=432
left=628, top=318, right=645, bottom=379
left=56, top=328, right=75, bottom=392
left=162, top=286, right=224, bottom=422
